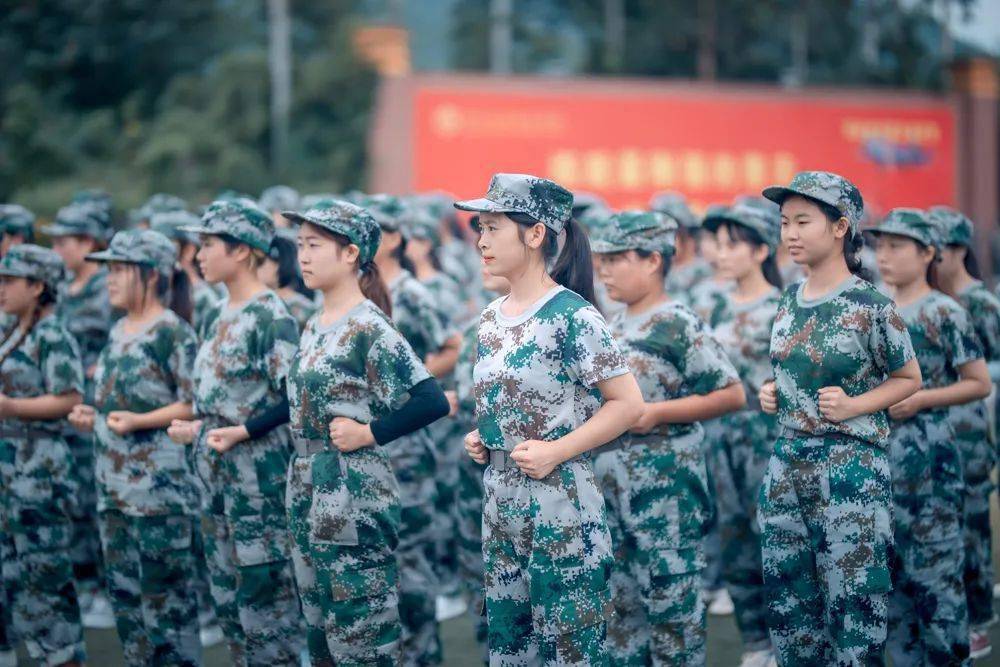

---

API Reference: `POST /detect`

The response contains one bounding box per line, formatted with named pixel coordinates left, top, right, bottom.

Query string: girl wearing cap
left=67, top=230, right=202, bottom=666
left=591, top=210, right=746, bottom=665
left=702, top=205, right=784, bottom=666
left=870, top=209, right=991, bottom=663
left=166, top=199, right=304, bottom=665
left=456, top=173, right=643, bottom=664
left=931, top=206, right=1000, bottom=656
left=258, top=231, right=317, bottom=332
left=150, top=210, right=221, bottom=338
left=281, top=201, right=449, bottom=665
left=0, top=244, right=87, bottom=666
left=757, top=172, right=922, bottom=665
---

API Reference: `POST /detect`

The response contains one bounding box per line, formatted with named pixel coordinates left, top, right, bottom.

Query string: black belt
left=291, top=429, right=334, bottom=458
left=0, top=423, right=51, bottom=439
left=487, top=440, right=620, bottom=471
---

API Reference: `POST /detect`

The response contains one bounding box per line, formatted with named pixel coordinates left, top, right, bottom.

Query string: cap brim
left=589, top=240, right=629, bottom=254
left=279, top=211, right=308, bottom=226
left=85, top=250, right=136, bottom=264
left=865, top=226, right=929, bottom=246
left=177, top=225, right=215, bottom=236
left=761, top=185, right=799, bottom=205
left=39, top=224, right=76, bottom=237
left=453, top=197, right=518, bottom=214
left=0, top=267, right=30, bottom=279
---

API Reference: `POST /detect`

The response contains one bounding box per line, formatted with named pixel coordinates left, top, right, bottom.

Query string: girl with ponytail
left=0, top=244, right=86, bottom=666
left=68, top=229, right=202, bottom=665
left=456, top=174, right=643, bottom=664
left=280, top=200, right=448, bottom=665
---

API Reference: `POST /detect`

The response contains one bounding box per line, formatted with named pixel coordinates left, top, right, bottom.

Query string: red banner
left=412, top=83, right=956, bottom=215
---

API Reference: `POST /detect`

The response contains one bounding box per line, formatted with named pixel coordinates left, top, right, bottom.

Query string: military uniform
left=150, top=209, right=221, bottom=336
left=0, top=245, right=87, bottom=666
left=761, top=172, right=915, bottom=665
left=182, top=200, right=304, bottom=666
left=84, top=230, right=203, bottom=666
left=0, top=205, right=36, bottom=340
left=930, top=206, right=1000, bottom=632
left=457, top=174, right=631, bottom=665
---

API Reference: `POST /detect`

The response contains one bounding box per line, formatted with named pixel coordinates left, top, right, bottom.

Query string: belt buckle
left=489, top=449, right=508, bottom=471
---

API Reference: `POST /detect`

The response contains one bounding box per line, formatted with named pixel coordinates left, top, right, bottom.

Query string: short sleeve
left=682, top=317, right=741, bottom=396
left=366, top=326, right=432, bottom=410
left=413, top=290, right=449, bottom=352
left=168, top=324, right=198, bottom=404
left=943, top=305, right=983, bottom=368
left=870, top=302, right=915, bottom=374
left=562, top=306, right=629, bottom=388
left=256, top=306, right=300, bottom=393
left=40, top=327, right=85, bottom=396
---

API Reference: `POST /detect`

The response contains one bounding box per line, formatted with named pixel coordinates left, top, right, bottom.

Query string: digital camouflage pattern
left=192, top=290, right=303, bottom=665
left=93, top=309, right=199, bottom=517
left=191, top=281, right=219, bottom=339
left=763, top=170, right=865, bottom=234
left=954, top=280, right=1000, bottom=629
left=455, top=173, right=574, bottom=233
left=180, top=199, right=274, bottom=254
left=280, top=291, right=318, bottom=333
left=286, top=299, right=433, bottom=665
left=770, top=275, right=915, bottom=445
left=886, top=290, right=981, bottom=664
left=360, top=194, right=409, bottom=235
left=86, top=229, right=178, bottom=277
left=0, top=205, right=35, bottom=241
left=259, top=185, right=300, bottom=214
left=688, top=278, right=730, bottom=328
left=928, top=205, right=974, bottom=248
left=0, top=313, right=86, bottom=666
left=150, top=210, right=202, bottom=247
left=762, top=275, right=915, bottom=665
left=595, top=299, right=739, bottom=664
left=868, top=207, right=942, bottom=250
left=41, top=200, right=113, bottom=241
left=283, top=200, right=382, bottom=265
left=135, top=194, right=188, bottom=223
left=589, top=210, right=677, bottom=257
left=710, top=289, right=781, bottom=652
left=57, top=266, right=113, bottom=374
left=649, top=191, right=699, bottom=230
left=0, top=244, right=66, bottom=289
left=665, top=258, right=713, bottom=306
left=474, top=286, right=628, bottom=663
left=702, top=204, right=781, bottom=255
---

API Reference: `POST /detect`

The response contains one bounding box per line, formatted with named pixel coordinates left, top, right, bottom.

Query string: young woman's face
left=780, top=195, right=846, bottom=267
left=874, top=234, right=933, bottom=288
left=296, top=223, right=358, bottom=291
left=594, top=250, right=661, bottom=305
left=196, top=235, right=244, bottom=284
left=476, top=212, right=543, bottom=279
left=699, top=233, right=719, bottom=268
left=257, top=257, right=280, bottom=290
left=0, top=276, right=41, bottom=316
left=374, top=229, right=402, bottom=264
left=714, top=225, right=766, bottom=283
left=106, top=262, right=138, bottom=310
left=0, top=233, right=26, bottom=258
left=51, top=235, right=97, bottom=273
left=936, top=245, right=965, bottom=283
left=406, top=237, right=434, bottom=264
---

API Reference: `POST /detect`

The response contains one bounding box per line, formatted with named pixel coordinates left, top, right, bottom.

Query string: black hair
left=304, top=222, right=392, bottom=317
left=133, top=264, right=193, bottom=323
left=949, top=243, right=981, bottom=280
left=507, top=212, right=597, bottom=307
left=719, top=221, right=783, bottom=289
left=393, top=235, right=417, bottom=276
left=217, top=233, right=265, bottom=269
left=812, top=199, right=873, bottom=282
left=0, top=280, right=58, bottom=369
left=269, top=236, right=312, bottom=297
left=633, top=249, right=673, bottom=279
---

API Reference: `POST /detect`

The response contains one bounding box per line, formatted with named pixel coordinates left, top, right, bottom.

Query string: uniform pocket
left=309, top=451, right=359, bottom=546
left=138, top=514, right=194, bottom=555
left=531, top=465, right=586, bottom=570
left=532, top=563, right=613, bottom=637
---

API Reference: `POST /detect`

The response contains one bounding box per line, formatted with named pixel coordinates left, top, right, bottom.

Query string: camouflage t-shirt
left=770, top=275, right=915, bottom=445
left=712, top=288, right=781, bottom=406
left=419, top=271, right=465, bottom=334
left=474, top=286, right=629, bottom=451
left=688, top=278, right=731, bottom=328
left=956, top=281, right=1000, bottom=381
left=897, top=290, right=982, bottom=394
left=287, top=300, right=430, bottom=439
left=192, top=280, right=219, bottom=338
left=665, top=257, right=712, bottom=305
left=93, top=310, right=199, bottom=516
left=388, top=270, right=448, bottom=360
left=0, top=313, right=84, bottom=435
left=193, top=290, right=299, bottom=424
left=609, top=299, right=739, bottom=438
left=281, top=290, right=319, bottom=333
left=57, top=268, right=114, bottom=374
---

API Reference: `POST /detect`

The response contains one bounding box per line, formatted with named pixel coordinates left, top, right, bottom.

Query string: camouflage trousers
left=0, top=433, right=85, bottom=666
left=708, top=411, right=776, bottom=652
left=0, top=572, right=13, bottom=667
left=483, top=455, right=613, bottom=665
left=97, top=510, right=201, bottom=666
left=886, top=415, right=969, bottom=665
left=951, top=401, right=997, bottom=629
left=456, top=450, right=488, bottom=662
left=386, top=432, right=442, bottom=666
left=65, top=430, right=104, bottom=592
left=700, top=420, right=724, bottom=595
left=429, top=418, right=464, bottom=598
left=595, top=433, right=709, bottom=666
left=758, top=434, right=892, bottom=666
left=286, top=442, right=402, bottom=666
left=192, top=422, right=303, bottom=666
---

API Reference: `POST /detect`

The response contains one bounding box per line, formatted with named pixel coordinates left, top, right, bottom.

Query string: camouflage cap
left=0, top=204, right=36, bottom=239
left=42, top=201, right=113, bottom=240
left=179, top=199, right=274, bottom=253
left=137, top=193, right=188, bottom=221
left=86, top=229, right=178, bottom=275
left=0, top=244, right=66, bottom=290
left=927, top=205, right=974, bottom=247
left=867, top=207, right=941, bottom=250
left=283, top=200, right=381, bottom=265
left=577, top=202, right=613, bottom=236
left=360, top=194, right=409, bottom=236
left=411, top=191, right=456, bottom=222
left=259, top=185, right=300, bottom=213
left=762, top=170, right=865, bottom=234
left=590, top=210, right=677, bottom=257
left=399, top=207, right=440, bottom=245
left=150, top=210, right=202, bottom=246
left=648, top=191, right=699, bottom=230
left=571, top=191, right=607, bottom=217
left=733, top=195, right=781, bottom=225
left=215, top=189, right=256, bottom=204
left=703, top=204, right=781, bottom=255
left=300, top=193, right=340, bottom=210
left=72, top=189, right=114, bottom=216
left=454, top=173, right=573, bottom=234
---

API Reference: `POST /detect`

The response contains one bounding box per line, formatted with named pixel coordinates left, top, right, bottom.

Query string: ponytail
left=723, top=221, right=783, bottom=290
left=394, top=238, right=417, bottom=276
left=508, top=213, right=597, bottom=307
left=761, top=256, right=784, bottom=289
left=843, top=234, right=873, bottom=282
left=360, top=261, right=393, bottom=317
left=963, top=246, right=982, bottom=280
left=168, top=267, right=194, bottom=323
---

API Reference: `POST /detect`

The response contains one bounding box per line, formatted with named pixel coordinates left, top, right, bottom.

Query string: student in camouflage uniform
left=67, top=229, right=202, bottom=666
left=0, top=205, right=36, bottom=338
left=591, top=211, right=746, bottom=665
left=258, top=228, right=317, bottom=331
left=150, top=210, right=221, bottom=336
left=259, top=185, right=300, bottom=229
left=702, top=204, right=784, bottom=666
left=758, top=172, right=922, bottom=665
left=129, top=194, right=188, bottom=230
left=280, top=200, right=449, bottom=666
left=649, top=192, right=711, bottom=307
left=871, top=209, right=991, bottom=664
left=366, top=193, right=459, bottom=665
left=930, top=205, right=1000, bottom=654
left=168, top=199, right=304, bottom=666
left=0, top=244, right=87, bottom=666
left=44, top=200, right=116, bottom=622
left=455, top=174, right=644, bottom=665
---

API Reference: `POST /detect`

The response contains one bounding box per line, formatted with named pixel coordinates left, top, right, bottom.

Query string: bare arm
left=638, top=382, right=746, bottom=430
left=129, top=402, right=195, bottom=430
left=890, top=359, right=990, bottom=420
left=819, top=358, right=923, bottom=422
left=4, top=391, right=82, bottom=421
left=425, top=334, right=461, bottom=378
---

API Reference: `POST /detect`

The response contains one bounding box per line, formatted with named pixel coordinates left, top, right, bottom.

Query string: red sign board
left=411, top=83, right=956, bottom=215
